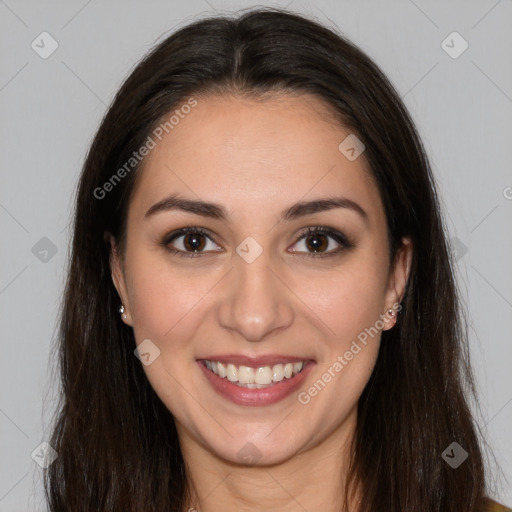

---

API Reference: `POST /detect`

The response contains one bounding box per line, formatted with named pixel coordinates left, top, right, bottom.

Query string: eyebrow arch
left=144, top=193, right=369, bottom=225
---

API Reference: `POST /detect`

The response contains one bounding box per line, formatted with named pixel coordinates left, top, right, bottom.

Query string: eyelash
left=161, top=226, right=355, bottom=259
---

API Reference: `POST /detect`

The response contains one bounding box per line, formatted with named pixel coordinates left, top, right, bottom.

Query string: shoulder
left=483, top=498, right=512, bottom=512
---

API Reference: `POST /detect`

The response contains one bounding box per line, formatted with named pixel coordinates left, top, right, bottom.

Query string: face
left=110, top=92, right=412, bottom=467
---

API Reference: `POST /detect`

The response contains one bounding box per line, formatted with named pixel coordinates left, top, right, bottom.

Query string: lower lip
left=198, top=360, right=315, bottom=407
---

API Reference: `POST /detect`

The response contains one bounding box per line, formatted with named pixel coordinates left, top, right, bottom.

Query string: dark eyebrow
left=144, top=193, right=369, bottom=225
left=281, top=197, right=369, bottom=225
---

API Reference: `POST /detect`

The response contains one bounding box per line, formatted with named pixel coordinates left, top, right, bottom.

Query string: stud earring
left=119, top=304, right=127, bottom=319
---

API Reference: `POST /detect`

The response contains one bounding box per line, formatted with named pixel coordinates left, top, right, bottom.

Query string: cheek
left=292, top=253, right=387, bottom=409
left=126, top=257, right=214, bottom=413
left=293, top=256, right=387, bottom=343
left=128, top=253, right=213, bottom=341
left=296, top=265, right=385, bottom=424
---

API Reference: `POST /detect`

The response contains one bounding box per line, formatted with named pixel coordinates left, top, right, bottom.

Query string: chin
left=204, top=426, right=306, bottom=467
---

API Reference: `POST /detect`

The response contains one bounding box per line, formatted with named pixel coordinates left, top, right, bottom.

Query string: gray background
left=1, top=0, right=511, bottom=510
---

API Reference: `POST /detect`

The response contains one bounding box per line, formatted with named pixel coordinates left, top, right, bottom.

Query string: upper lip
left=199, top=354, right=314, bottom=367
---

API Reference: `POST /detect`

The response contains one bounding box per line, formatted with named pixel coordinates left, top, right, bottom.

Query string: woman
left=44, top=7, right=510, bottom=512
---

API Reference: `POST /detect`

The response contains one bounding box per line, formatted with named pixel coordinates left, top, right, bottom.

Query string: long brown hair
left=44, top=7, right=488, bottom=511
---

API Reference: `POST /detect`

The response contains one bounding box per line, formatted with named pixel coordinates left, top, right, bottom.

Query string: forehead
left=128, top=93, right=383, bottom=226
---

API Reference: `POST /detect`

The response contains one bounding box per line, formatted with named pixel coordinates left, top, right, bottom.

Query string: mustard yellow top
left=486, top=499, right=512, bottom=511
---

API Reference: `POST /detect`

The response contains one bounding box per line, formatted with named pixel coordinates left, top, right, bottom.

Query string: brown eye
left=182, top=232, right=207, bottom=252
left=289, top=227, right=354, bottom=257
left=304, top=233, right=329, bottom=252
left=163, top=227, right=223, bottom=257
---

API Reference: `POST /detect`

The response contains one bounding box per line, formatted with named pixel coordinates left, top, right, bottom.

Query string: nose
left=216, top=249, right=295, bottom=342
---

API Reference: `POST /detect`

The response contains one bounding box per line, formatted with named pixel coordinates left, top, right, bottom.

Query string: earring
left=119, top=304, right=127, bottom=319
left=387, top=308, right=395, bottom=318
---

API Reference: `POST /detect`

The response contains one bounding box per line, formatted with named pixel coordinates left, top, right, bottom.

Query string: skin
left=109, top=92, right=412, bottom=512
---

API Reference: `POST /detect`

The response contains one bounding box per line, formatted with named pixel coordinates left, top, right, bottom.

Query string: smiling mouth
left=200, top=360, right=307, bottom=389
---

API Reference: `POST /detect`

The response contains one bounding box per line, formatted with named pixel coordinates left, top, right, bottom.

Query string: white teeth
left=238, top=365, right=255, bottom=384
left=272, top=364, right=284, bottom=382
left=235, top=382, right=271, bottom=389
left=254, top=366, right=273, bottom=385
left=217, top=361, right=226, bottom=378
left=226, top=363, right=238, bottom=382
left=292, top=362, right=303, bottom=374
left=204, top=360, right=305, bottom=386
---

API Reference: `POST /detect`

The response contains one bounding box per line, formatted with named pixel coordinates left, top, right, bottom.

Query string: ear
left=108, top=232, right=133, bottom=326
left=382, top=236, right=413, bottom=330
